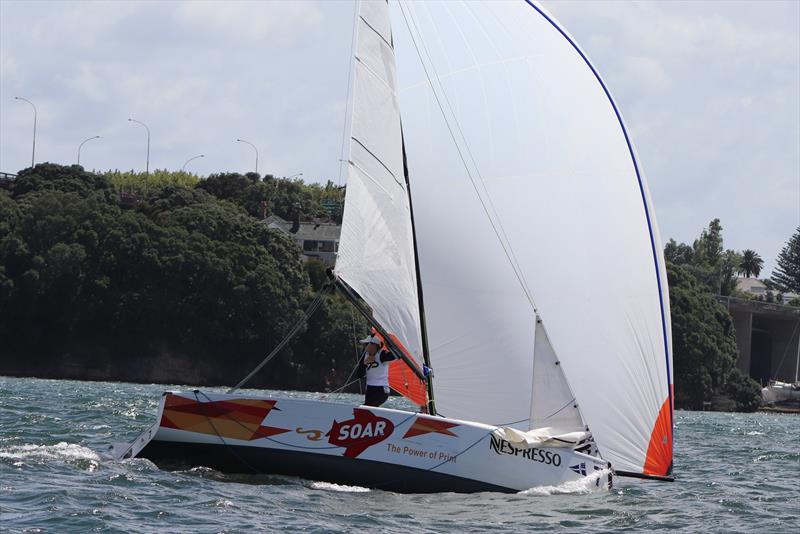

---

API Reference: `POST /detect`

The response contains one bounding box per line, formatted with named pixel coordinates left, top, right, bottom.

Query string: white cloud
left=543, top=0, right=799, bottom=273
left=0, top=0, right=797, bottom=273
left=176, top=1, right=323, bottom=44
left=621, top=55, right=672, bottom=92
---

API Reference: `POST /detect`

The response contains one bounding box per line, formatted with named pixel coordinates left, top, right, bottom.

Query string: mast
left=795, top=318, right=799, bottom=383
left=400, top=125, right=436, bottom=415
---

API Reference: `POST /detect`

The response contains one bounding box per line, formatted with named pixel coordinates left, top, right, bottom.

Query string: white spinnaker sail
left=392, top=0, right=673, bottom=475
left=336, top=0, right=424, bottom=365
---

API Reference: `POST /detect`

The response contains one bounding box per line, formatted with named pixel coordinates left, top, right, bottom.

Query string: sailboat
left=110, top=0, right=674, bottom=492
left=761, top=319, right=800, bottom=408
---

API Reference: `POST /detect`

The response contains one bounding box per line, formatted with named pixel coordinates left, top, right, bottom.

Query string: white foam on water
left=310, top=481, right=371, bottom=493
left=519, top=468, right=611, bottom=496
left=0, top=442, right=101, bottom=465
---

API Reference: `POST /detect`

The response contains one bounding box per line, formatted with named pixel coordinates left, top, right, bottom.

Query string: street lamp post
left=236, top=138, right=258, bottom=174
left=14, top=96, right=37, bottom=168
left=285, top=173, right=303, bottom=180
left=128, top=118, right=150, bottom=174
left=181, top=154, right=204, bottom=172
left=77, top=135, right=100, bottom=166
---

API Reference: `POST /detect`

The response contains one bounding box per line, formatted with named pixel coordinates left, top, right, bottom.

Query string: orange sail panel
left=643, top=393, right=673, bottom=476
left=386, top=333, right=428, bottom=408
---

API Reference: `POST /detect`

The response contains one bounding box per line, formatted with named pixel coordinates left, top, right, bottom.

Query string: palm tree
left=738, top=249, right=764, bottom=278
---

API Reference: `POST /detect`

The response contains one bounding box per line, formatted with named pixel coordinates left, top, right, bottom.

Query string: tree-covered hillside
left=0, top=164, right=361, bottom=390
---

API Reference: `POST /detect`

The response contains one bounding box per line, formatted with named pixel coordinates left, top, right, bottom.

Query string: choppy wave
left=0, top=442, right=100, bottom=463
left=310, top=481, right=371, bottom=492
left=2, top=376, right=800, bottom=533
left=519, top=468, right=611, bottom=496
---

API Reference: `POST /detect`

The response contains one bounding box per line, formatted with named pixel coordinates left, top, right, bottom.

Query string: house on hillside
left=737, top=278, right=768, bottom=297
left=264, top=215, right=341, bottom=266
left=736, top=277, right=799, bottom=303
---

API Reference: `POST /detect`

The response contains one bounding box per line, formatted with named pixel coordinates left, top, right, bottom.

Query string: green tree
left=0, top=164, right=313, bottom=389
left=668, top=263, right=742, bottom=410
left=664, top=238, right=694, bottom=265
left=723, top=368, right=762, bottom=412
left=770, top=227, right=800, bottom=293
left=693, top=218, right=723, bottom=269
left=104, top=169, right=200, bottom=192
left=738, top=249, right=764, bottom=278
left=679, top=219, right=740, bottom=296
left=719, top=250, right=742, bottom=296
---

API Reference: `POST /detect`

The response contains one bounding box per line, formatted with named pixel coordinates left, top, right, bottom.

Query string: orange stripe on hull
left=643, top=394, right=673, bottom=476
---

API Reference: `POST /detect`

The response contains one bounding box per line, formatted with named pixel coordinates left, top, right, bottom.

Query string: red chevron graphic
left=402, top=417, right=459, bottom=439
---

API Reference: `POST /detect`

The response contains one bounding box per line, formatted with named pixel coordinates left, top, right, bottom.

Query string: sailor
left=357, top=329, right=397, bottom=407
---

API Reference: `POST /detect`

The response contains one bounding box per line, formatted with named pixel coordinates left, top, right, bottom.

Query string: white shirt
left=364, top=350, right=390, bottom=387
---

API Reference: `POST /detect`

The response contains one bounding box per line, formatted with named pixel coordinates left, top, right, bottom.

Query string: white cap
left=359, top=335, right=381, bottom=345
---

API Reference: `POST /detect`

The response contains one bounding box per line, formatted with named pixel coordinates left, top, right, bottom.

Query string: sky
left=0, top=0, right=798, bottom=274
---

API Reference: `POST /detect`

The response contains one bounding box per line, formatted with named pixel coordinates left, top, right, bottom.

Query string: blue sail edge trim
left=522, top=0, right=674, bottom=440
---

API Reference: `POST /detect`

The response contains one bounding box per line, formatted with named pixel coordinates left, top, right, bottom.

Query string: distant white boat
left=111, top=0, right=674, bottom=492
left=762, top=381, right=800, bottom=405
left=762, top=317, right=800, bottom=407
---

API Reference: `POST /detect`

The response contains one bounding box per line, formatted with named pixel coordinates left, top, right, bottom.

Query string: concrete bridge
left=716, top=295, right=800, bottom=384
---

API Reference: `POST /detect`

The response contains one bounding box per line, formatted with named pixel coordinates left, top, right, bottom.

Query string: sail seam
left=348, top=159, right=392, bottom=198
left=354, top=56, right=398, bottom=95
left=359, top=15, right=393, bottom=50
left=350, top=136, right=402, bottom=188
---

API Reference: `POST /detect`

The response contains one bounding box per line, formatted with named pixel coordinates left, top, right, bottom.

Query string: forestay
left=336, top=0, right=424, bottom=367
left=392, top=0, right=673, bottom=476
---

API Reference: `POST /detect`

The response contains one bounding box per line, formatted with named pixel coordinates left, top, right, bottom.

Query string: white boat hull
left=762, top=381, right=800, bottom=404
left=113, top=391, right=610, bottom=493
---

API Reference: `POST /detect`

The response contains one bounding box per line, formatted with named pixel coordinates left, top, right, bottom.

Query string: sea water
left=1, top=376, right=798, bottom=533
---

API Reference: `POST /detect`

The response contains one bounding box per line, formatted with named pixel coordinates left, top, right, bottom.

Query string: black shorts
left=364, top=385, right=389, bottom=407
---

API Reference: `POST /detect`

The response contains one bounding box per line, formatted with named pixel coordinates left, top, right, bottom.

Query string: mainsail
left=392, top=0, right=673, bottom=476
left=335, top=1, right=425, bottom=375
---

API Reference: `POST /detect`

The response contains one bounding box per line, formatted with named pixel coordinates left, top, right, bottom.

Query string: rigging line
left=330, top=378, right=360, bottom=398
left=398, top=1, right=537, bottom=313
left=350, top=306, right=363, bottom=394
left=457, top=0, right=538, bottom=305
left=495, top=417, right=530, bottom=427
left=336, top=0, right=360, bottom=187
left=542, top=397, right=578, bottom=421
left=404, top=1, right=536, bottom=311
left=426, top=429, right=495, bottom=473
left=228, top=284, right=333, bottom=393
left=320, top=362, right=361, bottom=401
left=414, top=1, right=537, bottom=312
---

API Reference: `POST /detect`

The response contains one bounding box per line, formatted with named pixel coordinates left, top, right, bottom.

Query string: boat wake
left=519, top=469, right=611, bottom=496
left=310, top=481, right=371, bottom=493
left=0, top=442, right=101, bottom=471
